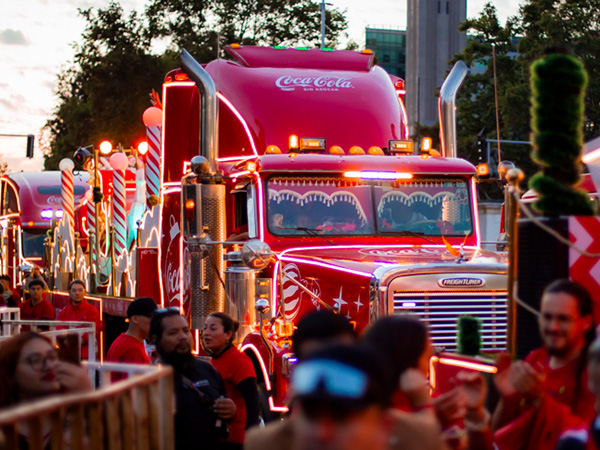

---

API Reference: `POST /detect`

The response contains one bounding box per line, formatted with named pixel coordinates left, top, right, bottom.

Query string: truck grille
left=393, top=291, right=507, bottom=352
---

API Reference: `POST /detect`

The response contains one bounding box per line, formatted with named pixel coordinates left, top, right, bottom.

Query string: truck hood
left=280, top=245, right=506, bottom=276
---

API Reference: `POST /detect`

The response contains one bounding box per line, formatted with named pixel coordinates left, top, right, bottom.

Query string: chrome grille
left=393, top=291, right=507, bottom=352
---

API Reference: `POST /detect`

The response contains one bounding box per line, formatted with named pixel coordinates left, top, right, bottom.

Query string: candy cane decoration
left=59, top=159, right=75, bottom=230
left=143, top=107, right=163, bottom=208
left=85, top=192, right=96, bottom=268
left=112, top=169, right=127, bottom=258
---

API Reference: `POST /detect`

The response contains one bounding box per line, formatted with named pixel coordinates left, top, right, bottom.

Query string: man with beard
left=492, top=279, right=596, bottom=450
left=150, top=308, right=236, bottom=450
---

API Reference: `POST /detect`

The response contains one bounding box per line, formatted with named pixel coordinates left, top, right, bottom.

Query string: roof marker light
left=368, top=146, right=384, bottom=155
left=361, top=49, right=373, bottom=54
left=266, top=145, right=281, bottom=154
left=329, top=146, right=345, bottom=155
left=289, top=135, right=299, bottom=151
left=389, top=140, right=414, bottom=155
left=421, top=137, right=432, bottom=152
left=344, top=171, right=413, bottom=180
left=348, top=146, right=365, bottom=155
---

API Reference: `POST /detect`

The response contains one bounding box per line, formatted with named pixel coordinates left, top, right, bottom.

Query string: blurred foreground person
left=248, top=344, right=393, bottom=450
left=150, top=308, right=236, bottom=450
left=0, top=332, right=92, bottom=447
left=493, top=279, right=596, bottom=450
left=245, top=311, right=356, bottom=450
left=291, top=310, right=356, bottom=361
left=204, top=312, right=259, bottom=449
left=556, top=337, right=600, bottom=449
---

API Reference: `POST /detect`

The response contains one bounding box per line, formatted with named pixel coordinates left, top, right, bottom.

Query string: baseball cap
left=292, top=344, right=390, bottom=414
left=127, top=297, right=158, bottom=318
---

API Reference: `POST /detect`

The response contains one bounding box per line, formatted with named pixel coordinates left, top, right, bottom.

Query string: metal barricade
left=0, top=308, right=20, bottom=335
left=0, top=363, right=175, bottom=450
left=0, top=320, right=96, bottom=363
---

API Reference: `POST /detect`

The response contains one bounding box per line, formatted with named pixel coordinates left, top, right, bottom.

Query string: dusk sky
left=0, top=0, right=519, bottom=173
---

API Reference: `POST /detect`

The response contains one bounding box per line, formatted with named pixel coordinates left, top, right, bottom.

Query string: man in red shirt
left=18, top=279, right=55, bottom=320
left=56, top=280, right=103, bottom=359
left=493, top=279, right=596, bottom=450
left=107, top=297, right=157, bottom=378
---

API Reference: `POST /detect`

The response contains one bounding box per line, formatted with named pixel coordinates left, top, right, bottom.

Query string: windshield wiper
left=393, top=230, right=437, bottom=244
left=275, top=226, right=337, bottom=246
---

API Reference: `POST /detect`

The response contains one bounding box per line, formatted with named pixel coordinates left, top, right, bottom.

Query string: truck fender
left=241, top=343, right=282, bottom=421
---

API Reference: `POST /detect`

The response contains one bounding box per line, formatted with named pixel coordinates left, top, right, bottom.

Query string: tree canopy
left=450, top=0, right=600, bottom=193
left=43, top=0, right=348, bottom=169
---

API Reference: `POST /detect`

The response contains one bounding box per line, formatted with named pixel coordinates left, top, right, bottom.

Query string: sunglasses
left=154, top=307, right=181, bottom=315
left=292, top=359, right=368, bottom=399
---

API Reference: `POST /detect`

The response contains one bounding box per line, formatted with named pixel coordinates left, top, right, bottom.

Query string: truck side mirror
left=241, top=240, right=272, bottom=269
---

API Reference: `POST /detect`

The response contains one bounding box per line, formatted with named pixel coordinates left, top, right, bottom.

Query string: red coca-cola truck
left=44, top=45, right=507, bottom=413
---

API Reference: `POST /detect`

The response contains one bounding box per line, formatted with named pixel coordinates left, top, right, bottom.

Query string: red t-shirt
left=525, top=347, right=595, bottom=421
left=56, top=300, right=103, bottom=359
left=19, top=299, right=55, bottom=320
left=107, top=333, right=150, bottom=381
left=211, top=345, right=257, bottom=444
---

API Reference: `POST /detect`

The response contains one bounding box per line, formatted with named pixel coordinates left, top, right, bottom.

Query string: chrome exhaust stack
left=438, top=61, right=468, bottom=159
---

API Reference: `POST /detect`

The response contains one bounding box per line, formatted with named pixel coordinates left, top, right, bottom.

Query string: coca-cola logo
left=275, top=75, right=353, bottom=92
left=47, top=195, right=61, bottom=205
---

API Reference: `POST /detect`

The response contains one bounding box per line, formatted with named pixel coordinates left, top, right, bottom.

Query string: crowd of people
left=1, top=277, right=600, bottom=450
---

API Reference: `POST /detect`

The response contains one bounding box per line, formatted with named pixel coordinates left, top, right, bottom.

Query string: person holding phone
left=0, top=332, right=92, bottom=447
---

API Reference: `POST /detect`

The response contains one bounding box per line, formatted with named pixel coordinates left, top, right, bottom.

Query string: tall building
left=406, top=0, right=467, bottom=127
left=365, top=28, right=407, bottom=79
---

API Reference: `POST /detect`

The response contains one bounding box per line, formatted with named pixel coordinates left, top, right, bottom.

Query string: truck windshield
left=22, top=229, right=47, bottom=258
left=267, top=176, right=473, bottom=237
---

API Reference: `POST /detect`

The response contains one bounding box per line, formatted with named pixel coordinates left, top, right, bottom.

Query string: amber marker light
left=137, top=142, right=149, bottom=156
left=476, top=163, right=490, bottom=177
left=99, top=140, right=113, bottom=155
left=184, top=199, right=195, bottom=221
left=246, top=161, right=257, bottom=172
left=368, top=146, right=384, bottom=155
left=289, top=135, right=299, bottom=151
left=266, top=145, right=282, bottom=154
left=329, top=146, right=345, bottom=155
left=348, top=146, right=365, bottom=155
left=421, top=137, right=432, bottom=152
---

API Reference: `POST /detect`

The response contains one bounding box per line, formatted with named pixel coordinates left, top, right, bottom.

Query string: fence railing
left=0, top=319, right=96, bottom=363
left=0, top=362, right=174, bottom=450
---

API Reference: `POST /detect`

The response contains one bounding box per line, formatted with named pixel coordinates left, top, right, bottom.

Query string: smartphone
left=56, top=334, right=81, bottom=365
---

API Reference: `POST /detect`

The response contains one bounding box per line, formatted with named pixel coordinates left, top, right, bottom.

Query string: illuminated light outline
left=240, top=343, right=289, bottom=413
left=343, top=170, right=413, bottom=180
left=217, top=156, right=257, bottom=163
left=216, top=92, right=259, bottom=156
left=280, top=256, right=373, bottom=278
left=437, top=356, right=498, bottom=374
left=583, top=147, right=600, bottom=164
left=230, top=170, right=251, bottom=179
left=399, top=97, right=410, bottom=138
left=255, top=173, right=265, bottom=240
left=471, top=178, right=481, bottom=249
left=3, top=177, right=22, bottom=213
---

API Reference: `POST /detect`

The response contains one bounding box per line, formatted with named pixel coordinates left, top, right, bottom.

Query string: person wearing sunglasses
left=287, top=344, right=394, bottom=450
left=0, top=332, right=92, bottom=447
left=150, top=308, right=236, bottom=450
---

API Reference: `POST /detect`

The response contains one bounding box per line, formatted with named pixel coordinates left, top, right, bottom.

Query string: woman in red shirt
left=204, top=312, right=259, bottom=449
